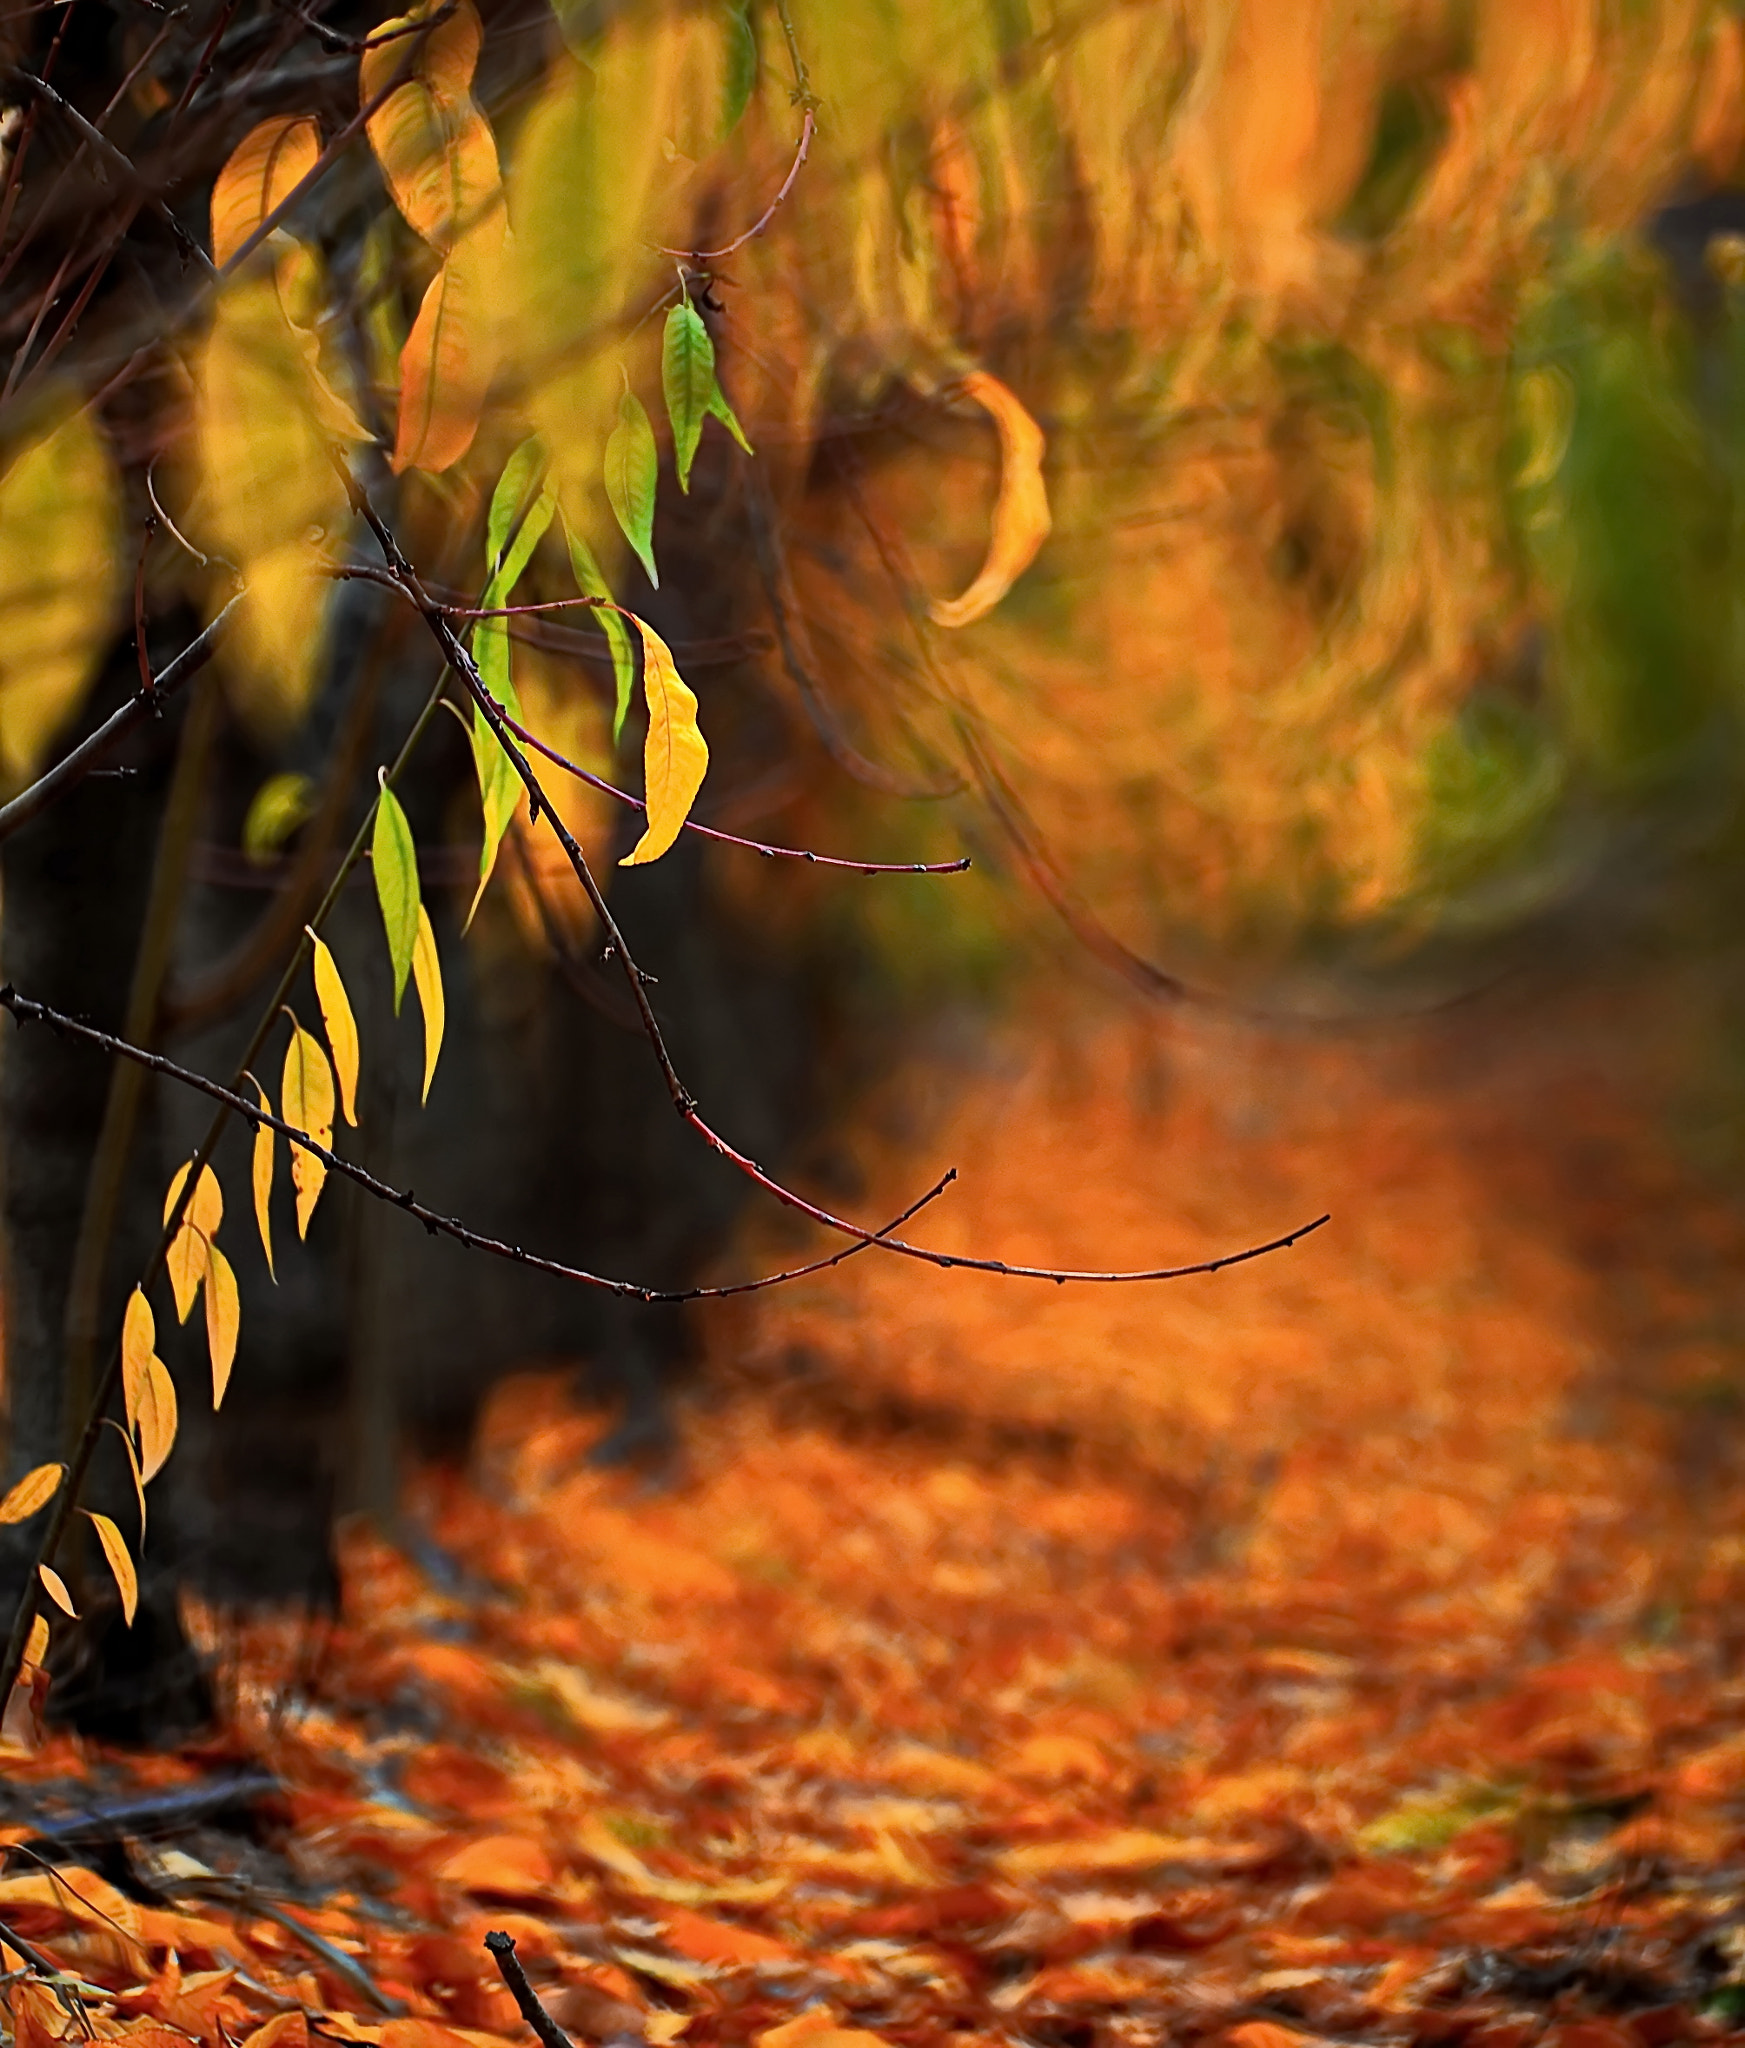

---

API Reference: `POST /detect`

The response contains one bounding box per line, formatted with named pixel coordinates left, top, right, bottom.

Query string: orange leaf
left=620, top=615, right=707, bottom=867
left=36, top=1564, right=75, bottom=1617
left=240, top=2014, right=310, bottom=2048
left=0, top=1462, right=62, bottom=1524
left=656, top=1905, right=797, bottom=1969
left=210, top=115, right=320, bottom=268
left=927, top=370, right=1051, bottom=629
left=85, top=1509, right=138, bottom=1624
left=392, top=221, right=503, bottom=474
left=138, top=1354, right=178, bottom=1484
left=362, top=1, right=498, bottom=253
left=433, top=1834, right=555, bottom=1897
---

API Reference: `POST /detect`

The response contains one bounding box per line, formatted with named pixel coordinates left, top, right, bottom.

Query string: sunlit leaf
left=310, top=931, right=360, bottom=1127
left=281, top=1016, right=336, bottom=1239
left=163, top=1161, right=222, bottom=1324
left=104, top=1418, right=145, bottom=1539
left=211, top=115, right=320, bottom=268
left=927, top=370, right=1051, bottom=629
left=22, top=1616, right=48, bottom=1671
left=163, top=1160, right=224, bottom=1239
left=0, top=1464, right=62, bottom=1525
left=621, top=615, right=708, bottom=866
left=663, top=301, right=714, bottom=493
left=564, top=519, right=636, bottom=743
left=706, top=378, right=753, bottom=456
left=137, top=1356, right=178, bottom=1485
left=249, top=1078, right=277, bottom=1282
left=121, top=1287, right=156, bottom=1437
left=85, top=1512, right=137, bottom=1626
left=411, top=905, right=445, bottom=1104
left=243, top=772, right=316, bottom=863
left=361, top=0, right=496, bottom=253
left=205, top=1246, right=240, bottom=1411
left=273, top=238, right=375, bottom=443
left=488, top=436, right=555, bottom=579
left=373, top=780, right=421, bottom=1012
left=0, top=403, right=120, bottom=784
left=38, top=1565, right=75, bottom=1618
left=605, top=387, right=660, bottom=587
left=393, top=221, right=505, bottom=474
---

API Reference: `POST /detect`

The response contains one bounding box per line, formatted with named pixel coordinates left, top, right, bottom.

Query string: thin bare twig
left=484, top=1932, right=575, bottom=2048
left=656, top=108, right=815, bottom=264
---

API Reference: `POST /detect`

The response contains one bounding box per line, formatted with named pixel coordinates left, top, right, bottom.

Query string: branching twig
left=655, top=107, right=815, bottom=264
left=484, top=1932, right=575, bottom=2048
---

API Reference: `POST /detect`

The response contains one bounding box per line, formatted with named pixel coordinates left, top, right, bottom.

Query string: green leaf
left=721, top=3, right=757, bottom=137
left=487, top=435, right=554, bottom=583
left=706, top=376, right=753, bottom=456
left=372, top=777, right=421, bottom=1013
left=604, top=388, right=660, bottom=588
left=564, top=517, right=636, bottom=743
left=662, top=300, right=714, bottom=493
left=242, top=772, right=315, bottom=863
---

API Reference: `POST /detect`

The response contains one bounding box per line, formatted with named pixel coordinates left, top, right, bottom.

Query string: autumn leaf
left=84, top=1512, right=137, bottom=1625
left=373, top=779, right=421, bottom=1013
left=393, top=219, right=505, bottom=474
left=122, top=1286, right=157, bottom=1437
left=163, top=1160, right=222, bottom=1323
left=412, top=905, right=445, bottom=1104
left=37, top=1565, right=75, bottom=1618
left=138, top=1356, right=178, bottom=1484
left=928, top=370, right=1051, bottom=629
left=622, top=616, right=708, bottom=866
left=605, top=386, right=660, bottom=587
left=281, top=1016, right=336, bottom=1238
left=0, top=1464, right=62, bottom=1525
left=205, top=1246, right=240, bottom=1410
left=663, top=301, right=714, bottom=493
left=273, top=238, right=374, bottom=443
left=21, top=1616, right=47, bottom=1672
left=361, top=0, right=496, bottom=254
left=0, top=404, right=121, bottom=784
left=310, top=931, right=360, bottom=1127
left=250, top=1078, right=277, bottom=1281
left=106, top=1418, right=146, bottom=1538
left=210, top=115, right=320, bottom=268
left=564, top=518, right=636, bottom=743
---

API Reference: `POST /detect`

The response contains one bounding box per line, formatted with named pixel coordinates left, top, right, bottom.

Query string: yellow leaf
left=927, top=370, right=1051, bottom=629
left=411, top=904, right=445, bottom=1104
left=210, top=115, right=321, bottom=268
left=0, top=1463, right=62, bottom=1525
left=393, top=220, right=504, bottom=474
left=85, top=1512, right=137, bottom=1625
left=362, top=0, right=498, bottom=253
left=205, top=1246, right=240, bottom=1410
left=106, top=1417, right=146, bottom=1538
left=164, top=1158, right=224, bottom=1238
left=138, top=1356, right=178, bottom=1484
left=309, top=931, right=360, bottom=1126
left=281, top=1017, right=336, bottom=1239
left=22, top=1616, right=48, bottom=1671
left=121, top=1286, right=156, bottom=1435
left=251, top=1079, right=277, bottom=1282
left=37, top=1565, right=75, bottom=1618
left=0, top=403, right=121, bottom=783
left=274, top=238, right=375, bottom=443
left=621, top=615, right=708, bottom=866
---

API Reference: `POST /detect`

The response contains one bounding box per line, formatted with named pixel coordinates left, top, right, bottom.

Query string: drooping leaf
left=243, top=773, right=316, bottom=863
left=205, top=1247, right=240, bottom=1410
left=104, top=1418, right=146, bottom=1539
left=706, top=377, right=753, bottom=456
left=927, top=370, right=1052, bottom=629
left=163, top=1162, right=222, bottom=1325
left=488, top=435, right=558, bottom=584
left=373, top=780, right=422, bottom=1012
left=411, top=905, right=445, bottom=1104
left=22, top=1615, right=48, bottom=1671
left=210, top=115, right=321, bottom=269
left=138, top=1356, right=178, bottom=1485
left=163, top=1160, right=224, bottom=1238
left=393, top=220, right=505, bottom=474
left=250, top=1079, right=277, bottom=1282
left=0, top=404, right=121, bottom=784
left=564, top=519, right=636, bottom=743
left=38, top=1565, right=76, bottom=1618
left=605, top=387, right=660, bottom=587
left=281, top=1017, right=336, bottom=1239
left=273, top=238, right=375, bottom=443
left=85, top=1512, right=137, bottom=1626
left=662, top=301, right=714, bottom=493
left=121, top=1288, right=156, bottom=1438
left=361, top=0, right=497, bottom=253
left=622, top=616, right=708, bottom=866
left=0, top=1464, right=63, bottom=1525
left=310, top=932, right=360, bottom=1127
left=721, top=3, right=758, bottom=136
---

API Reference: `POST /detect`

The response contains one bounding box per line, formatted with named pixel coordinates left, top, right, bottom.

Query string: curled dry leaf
left=621, top=615, right=708, bottom=866
left=210, top=115, right=321, bottom=269
left=0, top=1463, right=63, bottom=1525
left=928, top=370, right=1051, bottom=629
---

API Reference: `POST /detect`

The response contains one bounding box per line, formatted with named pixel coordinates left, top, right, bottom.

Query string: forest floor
left=8, top=970, right=1745, bottom=2048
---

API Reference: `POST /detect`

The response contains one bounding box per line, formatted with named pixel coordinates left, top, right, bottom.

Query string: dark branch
left=484, top=1933, right=574, bottom=2048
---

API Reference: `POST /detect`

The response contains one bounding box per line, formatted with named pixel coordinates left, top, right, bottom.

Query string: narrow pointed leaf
left=166, top=1222, right=209, bottom=1325
left=310, top=932, right=360, bottom=1126
left=605, top=389, right=660, bottom=587
left=0, top=1464, right=62, bottom=1525
left=928, top=370, right=1051, bottom=628
left=487, top=435, right=557, bottom=586
left=411, top=905, right=445, bottom=1104
left=564, top=519, right=636, bottom=742
left=621, top=616, right=708, bottom=866
left=38, top=1565, right=76, bottom=1618
left=251, top=1080, right=277, bottom=1281
left=662, top=301, right=714, bottom=493
left=138, top=1357, right=178, bottom=1485
left=281, top=1017, right=336, bottom=1239
left=706, top=378, right=753, bottom=456
left=22, top=1616, right=48, bottom=1670
left=103, top=1419, right=146, bottom=1539
left=121, top=1288, right=155, bottom=1437
left=372, top=780, right=421, bottom=1012
left=85, top=1512, right=137, bottom=1625
left=205, top=1247, right=240, bottom=1410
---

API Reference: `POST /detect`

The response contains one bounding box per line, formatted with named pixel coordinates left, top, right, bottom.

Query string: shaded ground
left=9, top=962, right=1745, bottom=2048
